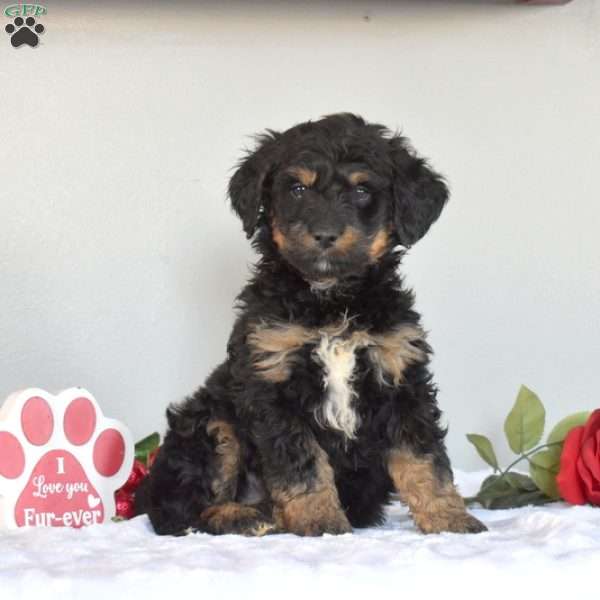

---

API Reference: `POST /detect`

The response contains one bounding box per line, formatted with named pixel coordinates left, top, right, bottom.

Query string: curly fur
left=135, top=113, right=486, bottom=537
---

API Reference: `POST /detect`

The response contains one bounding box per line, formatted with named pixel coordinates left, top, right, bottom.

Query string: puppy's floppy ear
left=388, top=135, right=449, bottom=247
left=228, top=131, right=280, bottom=238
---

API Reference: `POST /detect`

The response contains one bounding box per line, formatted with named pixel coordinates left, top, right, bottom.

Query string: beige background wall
left=1, top=0, right=598, bottom=470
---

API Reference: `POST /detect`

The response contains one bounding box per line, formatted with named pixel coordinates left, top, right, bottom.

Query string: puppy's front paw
left=276, top=489, right=352, bottom=536
left=414, top=510, right=487, bottom=535
left=451, top=513, right=488, bottom=534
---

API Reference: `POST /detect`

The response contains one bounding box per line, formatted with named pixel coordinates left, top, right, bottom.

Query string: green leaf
left=464, top=474, right=501, bottom=502
left=547, top=412, right=590, bottom=445
left=480, top=474, right=500, bottom=489
left=529, top=449, right=561, bottom=499
left=503, top=472, right=539, bottom=492
left=504, top=385, right=545, bottom=454
left=473, top=475, right=512, bottom=503
left=466, top=471, right=554, bottom=509
left=483, top=490, right=554, bottom=509
left=466, top=434, right=500, bottom=471
left=134, top=432, right=160, bottom=464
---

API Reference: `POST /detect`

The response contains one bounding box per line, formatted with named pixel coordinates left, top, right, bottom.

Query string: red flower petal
left=115, top=489, right=136, bottom=519
left=577, top=455, right=600, bottom=505
left=586, top=482, right=600, bottom=505
left=582, top=409, right=600, bottom=444
left=581, top=436, right=600, bottom=481
left=121, top=459, right=148, bottom=494
left=577, top=456, right=593, bottom=493
left=578, top=411, right=600, bottom=505
left=579, top=429, right=600, bottom=506
left=557, top=425, right=586, bottom=505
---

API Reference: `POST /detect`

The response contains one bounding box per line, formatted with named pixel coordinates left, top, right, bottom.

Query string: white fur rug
left=1, top=471, right=598, bottom=600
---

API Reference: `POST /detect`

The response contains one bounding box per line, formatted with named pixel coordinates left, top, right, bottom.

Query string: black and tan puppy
left=136, top=113, right=486, bottom=537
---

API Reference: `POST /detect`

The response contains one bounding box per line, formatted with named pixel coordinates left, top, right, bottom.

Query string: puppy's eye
left=353, top=186, right=372, bottom=208
left=290, top=183, right=307, bottom=199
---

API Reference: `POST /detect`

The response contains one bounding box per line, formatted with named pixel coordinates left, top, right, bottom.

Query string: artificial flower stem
left=474, top=441, right=563, bottom=498
left=499, top=441, right=563, bottom=477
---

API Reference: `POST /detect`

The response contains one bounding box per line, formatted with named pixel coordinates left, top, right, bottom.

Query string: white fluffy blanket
left=1, top=471, right=598, bottom=600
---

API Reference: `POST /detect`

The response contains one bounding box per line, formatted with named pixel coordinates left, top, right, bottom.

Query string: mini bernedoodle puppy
left=136, top=113, right=487, bottom=537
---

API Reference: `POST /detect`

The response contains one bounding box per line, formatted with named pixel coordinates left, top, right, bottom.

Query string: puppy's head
left=229, top=113, right=448, bottom=284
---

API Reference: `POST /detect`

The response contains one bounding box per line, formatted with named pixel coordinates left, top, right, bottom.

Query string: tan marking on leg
left=200, top=502, right=276, bottom=536
left=248, top=322, right=316, bottom=382
left=206, top=420, right=241, bottom=502
left=287, top=166, right=317, bottom=187
left=272, top=442, right=351, bottom=536
left=273, top=487, right=351, bottom=536
left=368, top=229, right=389, bottom=261
left=388, top=449, right=487, bottom=534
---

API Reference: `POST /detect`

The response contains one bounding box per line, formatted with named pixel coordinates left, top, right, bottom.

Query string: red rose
left=557, top=409, right=600, bottom=505
left=120, top=459, right=148, bottom=494
left=113, top=459, right=149, bottom=519
left=115, top=489, right=136, bottom=520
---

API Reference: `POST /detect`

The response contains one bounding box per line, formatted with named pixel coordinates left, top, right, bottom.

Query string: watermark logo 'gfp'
left=4, top=4, right=46, bottom=47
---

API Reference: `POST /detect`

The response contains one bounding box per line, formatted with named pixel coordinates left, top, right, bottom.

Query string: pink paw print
left=0, top=388, right=133, bottom=528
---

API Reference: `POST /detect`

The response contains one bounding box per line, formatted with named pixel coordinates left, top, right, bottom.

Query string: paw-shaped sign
left=0, top=388, right=133, bottom=528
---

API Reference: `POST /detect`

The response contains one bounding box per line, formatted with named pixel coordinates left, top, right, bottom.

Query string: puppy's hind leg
left=137, top=394, right=223, bottom=535
left=199, top=420, right=276, bottom=537
left=139, top=390, right=275, bottom=536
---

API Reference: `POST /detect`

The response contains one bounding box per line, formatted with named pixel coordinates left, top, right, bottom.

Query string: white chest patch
left=249, top=318, right=426, bottom=439
left=313, top=333, right=360, bottom=439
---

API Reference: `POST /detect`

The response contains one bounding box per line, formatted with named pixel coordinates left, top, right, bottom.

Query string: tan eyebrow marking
left=287, top=166, right=317, bottom=187
left=348, top=171, right=370, bottom=185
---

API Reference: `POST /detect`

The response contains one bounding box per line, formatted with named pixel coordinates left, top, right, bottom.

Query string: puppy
left=136, top=113, right=486, bottom=537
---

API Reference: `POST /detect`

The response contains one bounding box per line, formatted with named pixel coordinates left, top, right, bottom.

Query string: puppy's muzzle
left=311, top=228, right=341, bottom=250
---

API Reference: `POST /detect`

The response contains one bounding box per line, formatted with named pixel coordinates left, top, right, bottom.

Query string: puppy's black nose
left=313, top=230, right=339, bottom=249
